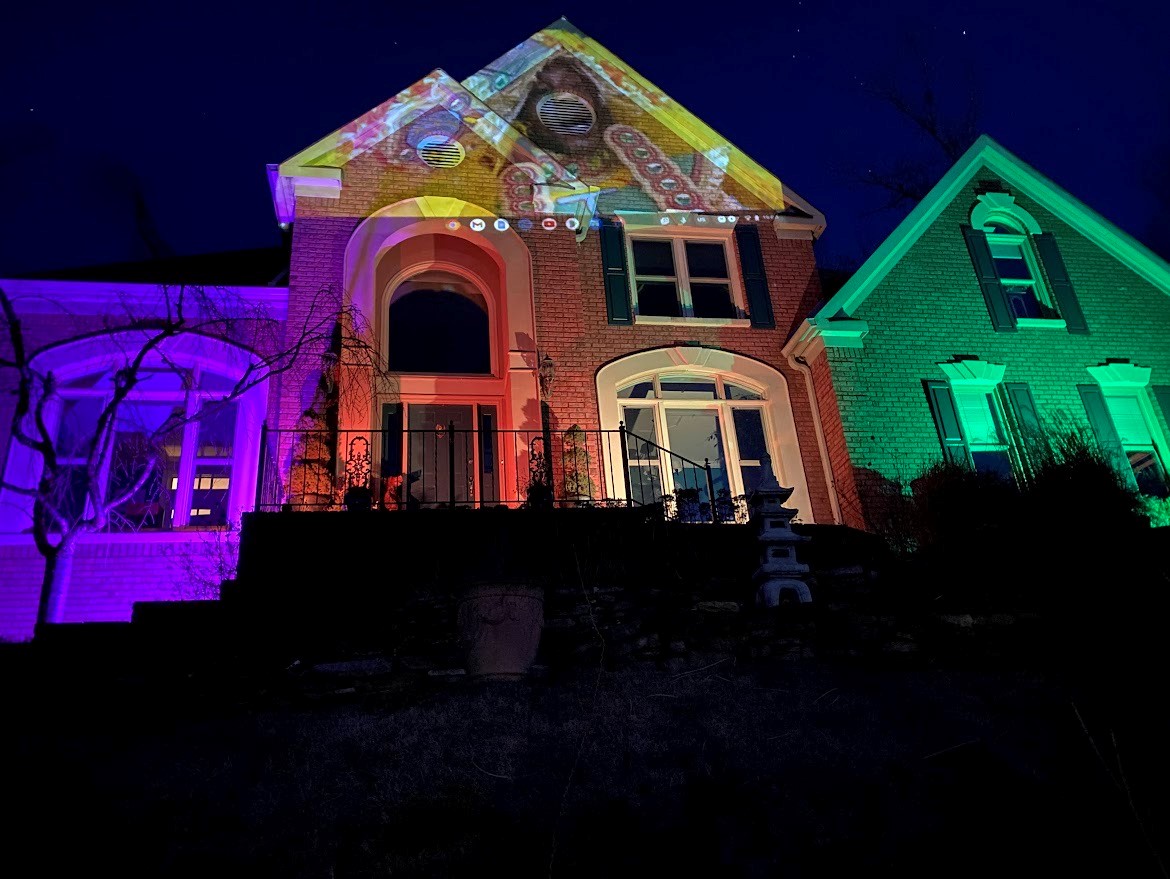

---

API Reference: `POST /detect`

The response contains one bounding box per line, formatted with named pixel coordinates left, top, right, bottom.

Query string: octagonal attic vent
left=417, top=136, right=465, bottom=169
left=536, top=93, right=595, bottom=136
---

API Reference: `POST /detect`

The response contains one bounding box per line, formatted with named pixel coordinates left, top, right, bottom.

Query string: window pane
left=622, top=406, right=658, bottom=452
left=134, top=368, right=191, bottom=393
left=617, top=380, right=656, bottom=399
left=664, top=410, right=730, bottom=506
left=110, top=402, right=185, bottom=530
left=971, top=450, right=1014, bottom=481
left=954, top=392, right=1002, bottom=447
left=636, top=280, right=681, bottom=316
left=56, top=398, right=104, bottom=458
left=690, top=283, right=735, bottom=318
left=732, top=409, right=768, bottom=461
left=658, top=375, right=717, bottom=400
left=1130, top=451, right=1169, bottom=499
left=628, top=462, right=664, bottom=505
left=724, top=383, right=763, bottom=400
left=190, top=465, right=232, bottom=525
left=1105, top=395, right=1153, bottom=446
left=199, top=372, right=238, bottom=392
left=196, top=404, right=236, bottom=458
left=632, top=239, right=675, bottom=276
left=733, top=408, right=770, bottom=495
left=685, top=242, right=728, bottom=278
left=989, top=239, right=1023, bottom=260
left=1006, top=287, right=1043, bottom=318
left=479, top=405, right=498, bottom=504
left=992, top=250, right=1033, bottom=281
left=388, top=286, right=490, bottom=374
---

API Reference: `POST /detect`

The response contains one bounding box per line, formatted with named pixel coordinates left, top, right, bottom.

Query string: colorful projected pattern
left=276, top=19, right=788, bottom=223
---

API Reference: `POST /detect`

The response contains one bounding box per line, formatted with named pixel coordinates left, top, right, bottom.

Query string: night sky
left=3, top=1, right=1168, bottom=277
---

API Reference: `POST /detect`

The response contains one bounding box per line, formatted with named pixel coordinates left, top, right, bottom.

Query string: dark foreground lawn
left=3, top=645, right=1166, bottom=878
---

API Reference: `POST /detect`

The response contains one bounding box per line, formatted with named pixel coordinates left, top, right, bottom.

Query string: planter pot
left=457, top=584, right=544, bottom=679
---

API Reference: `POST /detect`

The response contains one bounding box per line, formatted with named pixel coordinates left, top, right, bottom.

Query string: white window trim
left=622, top=225, right=747, bottom=325
left=618, top=374, right=770, bottom=501
left=970, top=192, right=1063, bottom=326
left=1087, top=362, right=1170, bottom=487
left=937, top=359, right=1016, bottom=475
left=596, top=346, right=813, bottom=521
left=0, top=333, right=267, bottom=535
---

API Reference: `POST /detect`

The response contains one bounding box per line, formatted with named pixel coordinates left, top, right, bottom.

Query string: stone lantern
left=750, top=455, right=811, bottom=605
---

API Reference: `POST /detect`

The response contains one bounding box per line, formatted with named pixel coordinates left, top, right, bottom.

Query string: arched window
left=966, top=192, right=1081, bottom=327
left=387, top=271, right=491, bottom=374
left=617, top=372, right=772, bottom=507
left=0, top=333, right=266, bottom=533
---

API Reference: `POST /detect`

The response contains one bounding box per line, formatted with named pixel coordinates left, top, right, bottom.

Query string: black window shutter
left=1153, top=385, right=1170, bottom=430
left=1003, top=382, right=1041, bottom=473
left=599, top=218, right=632, bottom=325
left=1077, top=383, right=1134, bottom=486
left=1034, top=233, right=1088, bottom=334
left=924, top=380, right=971, bottom=466
left=962, top=225, right=1017, bottom=332
left=734, top=224, right=775, bottom=328
left=1003, top=382, right=1041, bottom=436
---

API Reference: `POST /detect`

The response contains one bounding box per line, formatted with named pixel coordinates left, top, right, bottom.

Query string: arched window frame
left=379, top=262, right=501, bottom=379
left=0, top=332, right=268, bottom=534
left=596, top=347, right=813, bottom=520
left=969, top=193, right=1060, bottom=324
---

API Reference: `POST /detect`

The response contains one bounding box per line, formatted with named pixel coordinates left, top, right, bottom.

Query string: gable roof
left=271, top=19, right=823, bottom=228
left=272, top=67, right=588, bottom=222
left=814, top=134, right=1170, bottom=322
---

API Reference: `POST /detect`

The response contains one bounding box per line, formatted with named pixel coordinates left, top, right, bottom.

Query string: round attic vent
left=417, top=136, right=465, bottom=169
left=536, top=92, right=595, bottom=136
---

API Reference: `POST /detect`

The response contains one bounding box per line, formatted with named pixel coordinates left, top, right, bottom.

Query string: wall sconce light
left=538, top=354, right=555, bottom=400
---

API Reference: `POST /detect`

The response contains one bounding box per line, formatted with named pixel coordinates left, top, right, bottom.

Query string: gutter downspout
left=786, top=346, right=843, bottom=525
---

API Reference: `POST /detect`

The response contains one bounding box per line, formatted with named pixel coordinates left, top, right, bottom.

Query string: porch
left=255, top=422, right=752, bottom=524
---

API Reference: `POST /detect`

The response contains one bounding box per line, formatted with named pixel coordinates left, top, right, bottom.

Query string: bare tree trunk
left=36, top=539, right=75, bottom=628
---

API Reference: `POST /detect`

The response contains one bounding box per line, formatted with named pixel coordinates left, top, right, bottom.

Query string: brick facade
left=807, top=161, right=1170, bottom=529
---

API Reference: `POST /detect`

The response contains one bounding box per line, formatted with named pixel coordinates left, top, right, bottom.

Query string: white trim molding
left=938, top=358, right=1007, bottom=390
left=1087, top=361, right=1152, bottom=390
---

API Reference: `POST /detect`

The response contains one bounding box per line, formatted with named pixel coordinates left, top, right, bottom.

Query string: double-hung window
left=964, top=192, right=1089, bottom=333
left=1103, top=393, right=1169, bottom=497
left=1081, top=363, right=1170, bottom=499
left=985, top=222, right=1057, bottom=320
left=926, top=359, right=1039, bottom=482
left=628, top=235, right=739, bottom=320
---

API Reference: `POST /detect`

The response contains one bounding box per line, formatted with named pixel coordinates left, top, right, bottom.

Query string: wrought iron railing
left=253, top=422, right=748, bottom=523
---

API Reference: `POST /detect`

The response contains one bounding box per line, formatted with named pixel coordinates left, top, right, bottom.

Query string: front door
left=407, top=404, right=475, bottom=507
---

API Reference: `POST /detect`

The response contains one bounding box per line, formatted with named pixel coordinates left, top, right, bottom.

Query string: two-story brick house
left=3, top=22, right=1168, bottom=642
left=0, top=19, right=834, bottom=639
left=785, top=135, right=1170, bottom=530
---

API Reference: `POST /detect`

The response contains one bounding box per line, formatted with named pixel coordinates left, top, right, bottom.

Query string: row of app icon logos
left=445, top=214, right=768, bottom=234
left=446, top=217, right=582, bottom=233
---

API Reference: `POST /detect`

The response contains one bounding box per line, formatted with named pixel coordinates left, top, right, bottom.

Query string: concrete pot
left=457, top=584, right=544, bottom=679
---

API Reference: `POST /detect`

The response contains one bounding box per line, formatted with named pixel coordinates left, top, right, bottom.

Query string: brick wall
left=818, top=164, right=1170, bottom=528
left=0, top=533, right=231, bottom=641
left=526, top=224, right=834, bottom=522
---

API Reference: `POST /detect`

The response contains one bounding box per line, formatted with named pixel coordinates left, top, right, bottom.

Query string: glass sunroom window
left=51, top=364, right=240, bottom=530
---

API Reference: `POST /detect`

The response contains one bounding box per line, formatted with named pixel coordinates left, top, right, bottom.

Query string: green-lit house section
left=785, top=135, right=1170, bottom=530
